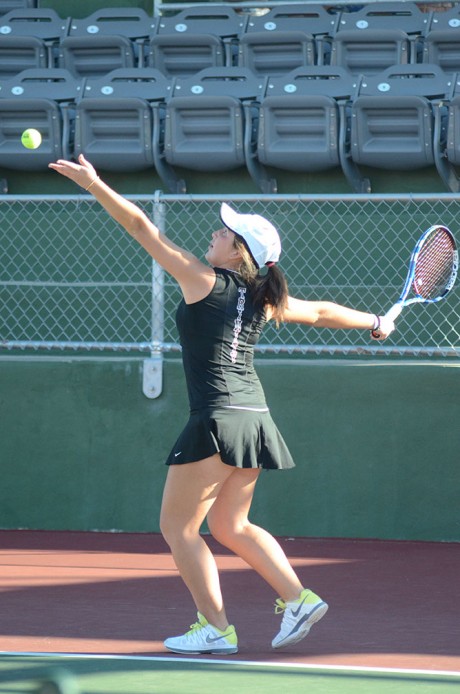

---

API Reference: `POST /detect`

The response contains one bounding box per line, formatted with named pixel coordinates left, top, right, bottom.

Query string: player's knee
left=159, top=509, right=180, bottom=547
left=160, top=509, right=201, bottom=548
left=207, top=513, right=246, bottom=546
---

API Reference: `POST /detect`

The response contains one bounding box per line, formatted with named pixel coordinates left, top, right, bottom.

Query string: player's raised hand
left=49, top=154, right=98, bottom=191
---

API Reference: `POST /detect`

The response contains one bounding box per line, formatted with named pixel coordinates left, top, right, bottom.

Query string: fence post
left=142, top=191, right=165, bottom=399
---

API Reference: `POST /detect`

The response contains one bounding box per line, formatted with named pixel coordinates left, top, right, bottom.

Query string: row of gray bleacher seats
left=1, top=2, right=460, bottom=193
left=1, top=3, right=460, bottom=79
left=1, top=62, right=460, bottom=195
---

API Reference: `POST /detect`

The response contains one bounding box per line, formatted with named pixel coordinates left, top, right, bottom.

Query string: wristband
left=372, top=315, right=381, bottom=332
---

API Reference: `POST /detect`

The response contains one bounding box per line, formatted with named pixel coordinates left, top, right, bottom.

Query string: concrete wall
left=1, top=356, right=459, bottom=541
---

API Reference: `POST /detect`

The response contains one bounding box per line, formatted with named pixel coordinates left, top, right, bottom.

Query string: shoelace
left=186, top=620, right=205, bottom=635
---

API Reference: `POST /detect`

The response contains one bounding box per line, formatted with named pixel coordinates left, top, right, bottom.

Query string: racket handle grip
left=371, top=303, right=402, bottom=338
left=384, top=303, right=403, bottom=322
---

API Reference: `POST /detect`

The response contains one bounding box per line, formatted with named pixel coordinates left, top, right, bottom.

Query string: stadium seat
left=148, top=6, right=245, bottom=77
left=0, top=8, right=68, bottom=37
left=346, top=64, right=451, bottom=192
left=241, top=3, right=340, bottom=67
left=355, top=62, right=450, bottom=98
left=0, top=35, right=47, bottom=78
left=66, top=8, right=155, bottom=68
left=434, top=73, right=460, bottom=192
left=0, top=68, right=82, bottom=169
left=427, top=4, right=460, bottom=31
left=422, top=6, right=460, bottom=76
left=337, top=2, right=429, bottom=34
left=331, top=2, right=429, bottom=73
left=75, top=97, right=155, bottom=172
left=80, top=66, right=171, bottom=100
left=0, top=66, right=82, bottom=99
left=149, top=33, right=225, bottom=77
left=163, top=67, right=266, bottom=191
left=422, top=30, right=460, bottom=76
left=330, top=29, right=411, bottom=75
left=252, top=66, right=362, bottom=192
left=58, top=35, right=136, bottom=78
left=74, top=67, right=181, bottom=189
left=0, top=8, right=69, bottom=67
left=237, top=31, right=316, bottom=77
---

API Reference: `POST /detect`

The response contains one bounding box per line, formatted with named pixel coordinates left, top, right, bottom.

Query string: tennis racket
left=372, top=224, right=458, bottom=338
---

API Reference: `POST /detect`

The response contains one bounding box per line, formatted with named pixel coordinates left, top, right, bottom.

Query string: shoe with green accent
left=272, top=588, right=328, bottom=649
left=164, top=612, right=238, bottom=655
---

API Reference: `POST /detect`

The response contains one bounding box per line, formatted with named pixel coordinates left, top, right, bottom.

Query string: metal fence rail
left=1, top=193, right=459, bottom=361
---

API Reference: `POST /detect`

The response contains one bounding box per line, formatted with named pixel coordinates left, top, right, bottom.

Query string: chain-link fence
left=1, top=193, right=459, bottom=358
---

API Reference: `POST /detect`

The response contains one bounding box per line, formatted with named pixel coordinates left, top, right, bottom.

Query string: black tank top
left=176, top=269, right=268, bottom=410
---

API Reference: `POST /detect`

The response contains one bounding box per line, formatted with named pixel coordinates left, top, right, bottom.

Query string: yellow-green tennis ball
left=21, top=128, right=42, bottom=149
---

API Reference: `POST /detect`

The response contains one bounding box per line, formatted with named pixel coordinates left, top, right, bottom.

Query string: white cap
left=220, top=202, right=281, bottom=269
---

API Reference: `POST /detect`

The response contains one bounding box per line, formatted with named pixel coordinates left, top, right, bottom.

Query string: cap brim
left=220, top=202, right=239, bottom=233
left=220, top=202, right=259, bottom=266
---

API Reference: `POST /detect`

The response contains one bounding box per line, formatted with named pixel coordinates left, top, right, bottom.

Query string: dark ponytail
left=233, top=237, right=289, bottom=324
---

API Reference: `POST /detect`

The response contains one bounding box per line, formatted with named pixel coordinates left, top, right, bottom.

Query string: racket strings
left=413, top=229, right=456, bottom=299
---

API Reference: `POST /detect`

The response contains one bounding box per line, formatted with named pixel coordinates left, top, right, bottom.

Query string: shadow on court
left=0, top=530, right=459, bottom=672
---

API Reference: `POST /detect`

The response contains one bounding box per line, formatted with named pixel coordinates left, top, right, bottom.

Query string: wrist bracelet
left=372, top=315, right=381, bottom=331
left=85, top=177, right=99, bottom=191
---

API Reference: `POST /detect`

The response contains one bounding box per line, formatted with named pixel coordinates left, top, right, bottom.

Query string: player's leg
left=206, top=466, right=303, bottom=600
left=160, top=453, right=234, bottom=630
left=207, top=467, right=328, bottom=648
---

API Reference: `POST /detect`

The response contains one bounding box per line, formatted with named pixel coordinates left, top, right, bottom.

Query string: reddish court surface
left=0, top=530, right=458, bottom=672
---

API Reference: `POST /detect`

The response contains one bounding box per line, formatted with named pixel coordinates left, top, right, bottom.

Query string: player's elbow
left=314, top=302, right=339, bottom=326
left=126, top=209, right=151, bottom=239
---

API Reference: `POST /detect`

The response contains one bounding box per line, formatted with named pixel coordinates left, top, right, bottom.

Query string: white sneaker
left=164, top=612, right=238, bottom=655
left=272, top=588, right=328, bottom=649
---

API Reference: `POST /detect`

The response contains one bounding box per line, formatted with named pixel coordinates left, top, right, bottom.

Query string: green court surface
left=0, top=656, right=459, bottom=694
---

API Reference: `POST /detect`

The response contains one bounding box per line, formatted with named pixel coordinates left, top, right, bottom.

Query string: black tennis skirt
left=165, top=407, right=295, bottom=470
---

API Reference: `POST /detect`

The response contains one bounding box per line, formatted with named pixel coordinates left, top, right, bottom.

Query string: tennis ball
left=21, top=128, right=42, bottom=149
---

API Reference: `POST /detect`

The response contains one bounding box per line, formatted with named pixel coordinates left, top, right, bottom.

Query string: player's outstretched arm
left=49, top=155, right=212, bottom=296
left=282, top=296, right=395, bottom=340
left=49, top=154, right=155, bottom=239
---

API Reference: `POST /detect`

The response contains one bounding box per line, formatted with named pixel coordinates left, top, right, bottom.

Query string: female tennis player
left=49, top=154, right=395, bottom=655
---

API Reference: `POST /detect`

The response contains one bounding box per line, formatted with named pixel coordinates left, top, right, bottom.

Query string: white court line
left=0, top=652, right=459, bottom=679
